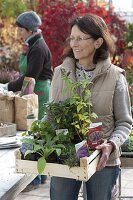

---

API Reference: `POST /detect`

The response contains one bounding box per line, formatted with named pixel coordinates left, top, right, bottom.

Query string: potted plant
left=21, top=120, right=67, bottom=173
left=20, top=69, right=98, bottom=173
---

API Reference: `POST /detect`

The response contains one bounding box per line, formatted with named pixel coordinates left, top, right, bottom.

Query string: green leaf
left=37, top=157, right=46, bottom=174
left=91, top=113, right=98, bottom=119
left=74, top=124, right=80, bottom=129
left=85, top=119, right=92, bottom=123
left=21, top=138, right=34, bottom=144
left=77, top=104, right=83, bottom=112
left=77, top=114, right=85, bottom=120
left=43, top=147, right=51, bottom=155
left=53, top=143, right=65, bottom=148
left=24, top=150, right=34, bottom=157
left=34, top=144, right=43, bottom=152
left=57, top=117, right=61, bottom=123
left=55, top=148, right=61, bottom=156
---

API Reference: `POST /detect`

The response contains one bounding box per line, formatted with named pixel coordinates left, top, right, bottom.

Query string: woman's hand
left=95, top=142, right=114, bottom=171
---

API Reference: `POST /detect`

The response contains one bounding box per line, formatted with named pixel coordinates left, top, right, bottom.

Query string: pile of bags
left=0, top=77, right=38, bottom=130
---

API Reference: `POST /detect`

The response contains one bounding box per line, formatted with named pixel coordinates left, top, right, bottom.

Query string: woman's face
left=17, top=27, right=32, bottom=41
left=70, top=25, right=97, bottom=67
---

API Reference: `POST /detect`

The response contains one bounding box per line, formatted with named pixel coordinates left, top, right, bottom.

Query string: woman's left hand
left=95, top=142, right=114, bottom=171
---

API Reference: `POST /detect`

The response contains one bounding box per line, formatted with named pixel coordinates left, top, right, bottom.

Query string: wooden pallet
left=15, top=149, right=101, bottom=181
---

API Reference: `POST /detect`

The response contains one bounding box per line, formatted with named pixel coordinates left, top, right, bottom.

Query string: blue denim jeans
left=31, top=175, right=47, bottom=185
left=50, top=166, right=120, bottom=200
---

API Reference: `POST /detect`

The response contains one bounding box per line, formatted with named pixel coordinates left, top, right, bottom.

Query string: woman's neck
left=78, top=62, right=96, bottom=71
left=78, top=57, right=95, bottom=70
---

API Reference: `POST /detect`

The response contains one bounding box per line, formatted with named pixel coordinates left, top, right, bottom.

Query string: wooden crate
left=15, top=149, right=101, bottom=181
left=0, top=122, right=16, bottom=137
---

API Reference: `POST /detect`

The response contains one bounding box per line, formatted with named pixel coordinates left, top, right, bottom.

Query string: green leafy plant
left=128, top=139, right=133, bottom=152
left=21, top=120, right=66, bottom=174
left=21, top=68, right=97, bottom=171
left=63, top=146, right=79, bottom=167
left=45, top=69, right=97, bottom=141
left=60, top=68, right=97, bottom=137
left=121, top=129, right=133, bottom=152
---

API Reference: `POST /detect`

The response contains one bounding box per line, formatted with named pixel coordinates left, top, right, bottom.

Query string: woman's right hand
left=96, top=142, right=114, bottom=171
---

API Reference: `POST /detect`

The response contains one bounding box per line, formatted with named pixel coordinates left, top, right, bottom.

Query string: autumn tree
left=37, top=0, right=127, bottom=67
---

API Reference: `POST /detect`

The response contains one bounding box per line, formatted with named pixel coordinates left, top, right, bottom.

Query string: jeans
left=50, top=166, right=120, bottom=200
left=31, top=175, right=47, bottom=185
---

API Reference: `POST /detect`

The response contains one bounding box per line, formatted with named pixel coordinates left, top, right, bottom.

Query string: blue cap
left=16, top=11, right=42, bottom=31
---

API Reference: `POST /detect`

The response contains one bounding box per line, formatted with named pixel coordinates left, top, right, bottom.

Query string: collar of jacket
left=61, top=57, right=112, bottom=81
left=27, top=33, right=43, bottom=47
left=60, top=57, right=77, bottom=82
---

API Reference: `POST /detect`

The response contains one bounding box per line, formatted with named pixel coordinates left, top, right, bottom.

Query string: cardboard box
left=15, top=149, right=101, bottom=181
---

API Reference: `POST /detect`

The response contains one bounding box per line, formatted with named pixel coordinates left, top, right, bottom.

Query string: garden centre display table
left=0, top=141, right=36, bottom=200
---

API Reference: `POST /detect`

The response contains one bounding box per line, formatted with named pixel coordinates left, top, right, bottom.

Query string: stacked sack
left=0, top=77, right=38, bottom=130
left=0, top=90, right=15, bottom=123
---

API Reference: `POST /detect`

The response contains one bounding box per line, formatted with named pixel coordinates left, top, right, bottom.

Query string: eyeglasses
left=67, top=36, right=92, bottom=43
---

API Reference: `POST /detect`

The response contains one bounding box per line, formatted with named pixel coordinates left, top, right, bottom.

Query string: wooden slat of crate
left=0, top=122, right=16, bottom=137
left=15, top=149, right=101, bottom=181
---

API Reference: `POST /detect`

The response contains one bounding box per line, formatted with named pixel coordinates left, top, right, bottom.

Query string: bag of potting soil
left=15, top=93, right=38, bottom=130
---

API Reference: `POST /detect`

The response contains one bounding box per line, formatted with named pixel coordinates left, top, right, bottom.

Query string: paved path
left=15, top=168, right=133, bottom=200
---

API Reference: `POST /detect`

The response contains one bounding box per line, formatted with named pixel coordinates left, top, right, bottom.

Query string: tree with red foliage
left=37, top=0, right=127, bottom=67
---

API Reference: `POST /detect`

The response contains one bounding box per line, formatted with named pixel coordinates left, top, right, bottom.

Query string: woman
left=0, top=11, right=53, bottom=120
left=0, top=11, right=53, bottom=190
left=50, top=14, right=132, bottom=200
left=16, top=11, right=53, bottom=189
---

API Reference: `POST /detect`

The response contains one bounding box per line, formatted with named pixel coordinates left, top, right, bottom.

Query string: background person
left=50, top=14, right=132, bottom=200
left=0, top=11, right=53, bottom=190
